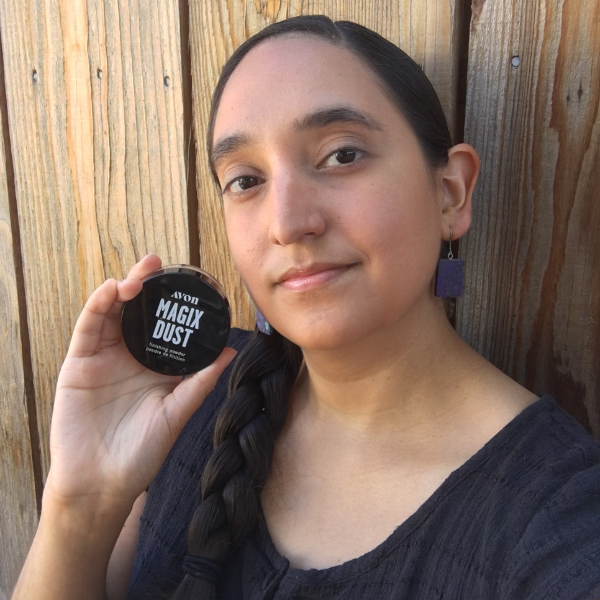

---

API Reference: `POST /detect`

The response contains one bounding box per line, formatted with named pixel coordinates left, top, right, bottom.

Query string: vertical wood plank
left=457, top=0, right=600, bottom=435
left=0, top=53, right=38, bottom=599
left=0, top=0, right=189, bottom=480
left=189, top=0, right=461, bottom=329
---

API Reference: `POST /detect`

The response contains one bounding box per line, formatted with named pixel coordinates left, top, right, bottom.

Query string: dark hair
left=169, top=15, right=453, bottom=600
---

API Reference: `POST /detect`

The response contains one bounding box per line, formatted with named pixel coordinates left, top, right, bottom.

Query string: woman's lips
left=277, top=264, right=356, bottom=291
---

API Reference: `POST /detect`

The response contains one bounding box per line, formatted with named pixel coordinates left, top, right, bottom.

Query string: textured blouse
left=127, top=328, right=600, bottom=599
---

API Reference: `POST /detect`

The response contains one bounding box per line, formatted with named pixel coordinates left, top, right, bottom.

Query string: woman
left=12, top=15, right=600, bottom=600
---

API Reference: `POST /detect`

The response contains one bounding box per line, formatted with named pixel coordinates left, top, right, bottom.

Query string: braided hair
left=169, top=329, right=302, bottom=599
left=168, top=14, right=453, bottom=599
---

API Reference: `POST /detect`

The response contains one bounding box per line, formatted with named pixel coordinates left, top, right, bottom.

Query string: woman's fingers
left=164, top=347, right=238, bottom=434
left=103, top=254, right=163, bottom=329
left=125, top=253, right=162, bottom=282
left=67, top=255, right=163, bottom=359
left=105, top=253, right=162, bottom=316
left=67, top=278, right=119, bottom=358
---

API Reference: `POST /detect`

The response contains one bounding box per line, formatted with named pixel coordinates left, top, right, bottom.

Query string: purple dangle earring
left=434, top=227, right=464, bottom=298
left=255, top=308, right=272, bottom=335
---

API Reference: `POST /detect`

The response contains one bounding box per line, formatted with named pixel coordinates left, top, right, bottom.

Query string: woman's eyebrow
left=293, top=106, right=384, bottom=132
left=212, top=132, right=252, bottom=168
left=211, top=106, right=383, bottom=168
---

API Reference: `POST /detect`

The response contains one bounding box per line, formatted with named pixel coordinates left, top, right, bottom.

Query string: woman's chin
left=276, top=317, right=379, bottom=353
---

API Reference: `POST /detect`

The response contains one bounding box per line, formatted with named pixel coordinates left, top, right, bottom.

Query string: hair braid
left=169, top=329, right=302, bottom=600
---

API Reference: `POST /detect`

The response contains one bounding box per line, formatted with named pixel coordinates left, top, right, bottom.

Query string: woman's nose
left=266, top=169, right=326, bottom=246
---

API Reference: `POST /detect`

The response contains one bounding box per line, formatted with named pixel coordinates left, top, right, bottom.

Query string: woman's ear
left=440, top=143, right=480, bottom=239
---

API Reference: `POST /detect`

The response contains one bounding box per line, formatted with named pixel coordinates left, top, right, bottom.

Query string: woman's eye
left=224, top=175, right=260, bottom=194
left=322, top=148, right=361, bottom=167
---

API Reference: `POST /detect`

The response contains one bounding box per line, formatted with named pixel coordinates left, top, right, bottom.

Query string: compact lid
left=121, top=265, right=230, bottom=376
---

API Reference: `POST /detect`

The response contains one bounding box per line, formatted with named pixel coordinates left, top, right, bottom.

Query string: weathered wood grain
left=457, top=0, right=600, bottom=435
left=0, top=0, right=189, bottom=480
left=189, top=0, right=462, bottom=329
left=0, top=56, right=38, bottom=598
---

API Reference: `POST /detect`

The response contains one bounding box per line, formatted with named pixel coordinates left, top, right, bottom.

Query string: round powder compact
left=121, top=264, right=231, bottom=376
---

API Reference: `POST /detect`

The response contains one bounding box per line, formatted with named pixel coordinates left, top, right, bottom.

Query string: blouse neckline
left=253, top=393, right=555, bottom=586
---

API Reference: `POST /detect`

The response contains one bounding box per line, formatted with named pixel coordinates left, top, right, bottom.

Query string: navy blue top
left=127, top=328, right=600, bottom=599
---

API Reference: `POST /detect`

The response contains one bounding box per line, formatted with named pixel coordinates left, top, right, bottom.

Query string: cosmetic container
left=121, top=265, right=230, bottom=376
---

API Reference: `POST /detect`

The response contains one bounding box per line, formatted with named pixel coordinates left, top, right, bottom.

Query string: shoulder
left=226, top=326, right=256, bottom=353
left=152, top=326, right=253, bottom=487
left=495, top=394, right=600, bottom=598
left=501, top=393, right=600, bottom=494
left=180, top=326, right=253, bottom=432
left=126, top=328, right=254, bottom=598
left=160, top=327, right=254, bottom=468
left=489, top=393, right=600, bottom=515
left=422, top=394, right=600, bottom=598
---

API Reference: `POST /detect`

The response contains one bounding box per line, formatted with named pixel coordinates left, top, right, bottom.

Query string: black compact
left=121, top=265, right=230, bottom=376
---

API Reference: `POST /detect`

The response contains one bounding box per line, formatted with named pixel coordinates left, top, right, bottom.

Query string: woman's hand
left=45, top=254, right=236, bottom=509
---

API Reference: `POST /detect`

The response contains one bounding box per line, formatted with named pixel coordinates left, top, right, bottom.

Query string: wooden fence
left=0, top=0, right=598, bottom=595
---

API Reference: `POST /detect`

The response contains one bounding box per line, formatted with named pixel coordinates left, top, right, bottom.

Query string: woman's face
left=212, top=36, right=446, bottom=351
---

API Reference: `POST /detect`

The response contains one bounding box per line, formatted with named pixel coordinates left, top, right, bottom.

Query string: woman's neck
left=293, top=298, right=478, bottom=435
